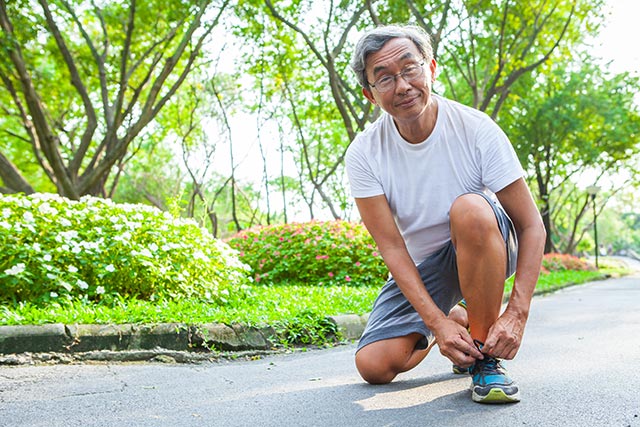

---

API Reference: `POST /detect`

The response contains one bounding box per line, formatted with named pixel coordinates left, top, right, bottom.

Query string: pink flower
left=328, top=272, right=334, bottom=278
left=355, top=261, right=361, bottom=267
left=345, top=276, right=351, bottom=282
left=372, top=251, right=379, bottom=257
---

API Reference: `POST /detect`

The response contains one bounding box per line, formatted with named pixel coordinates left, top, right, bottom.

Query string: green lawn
left=1, top=268, right=620, bottom=327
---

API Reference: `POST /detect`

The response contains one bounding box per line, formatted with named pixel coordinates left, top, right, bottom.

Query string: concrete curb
left=0, top=314, right=369, bottom=361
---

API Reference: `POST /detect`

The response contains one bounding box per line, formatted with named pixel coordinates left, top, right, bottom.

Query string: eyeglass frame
left=367, top=60, right=426, bottom=93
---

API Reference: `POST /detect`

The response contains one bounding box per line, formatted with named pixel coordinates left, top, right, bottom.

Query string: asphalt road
left=1, top=273, right=639, bottom=427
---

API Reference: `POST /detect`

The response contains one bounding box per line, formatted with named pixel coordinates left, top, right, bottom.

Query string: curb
left=0, top=314, right=369, bottom=362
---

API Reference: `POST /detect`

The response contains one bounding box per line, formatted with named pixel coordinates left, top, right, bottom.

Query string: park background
left=0, top=0, right=639, bottom=346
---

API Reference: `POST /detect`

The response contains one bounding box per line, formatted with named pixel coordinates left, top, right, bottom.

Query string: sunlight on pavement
left=355, top=377, right=469, bottom=411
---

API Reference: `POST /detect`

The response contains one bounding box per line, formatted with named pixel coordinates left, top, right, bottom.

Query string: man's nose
left=394, top=74, right=412, bottom=93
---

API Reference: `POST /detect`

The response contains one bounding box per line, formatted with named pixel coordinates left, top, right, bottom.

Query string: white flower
left=50, top=292, right=59, bottom=298
left=105, top=264, right=116, bottom=273
left=38, top=203, right=58, bottom=216
left=0, top=220, right=11, bottom=229
left=77, top=279, right=89, bottom=290
left=4, top=263, right=26, bottom=276
left=43, top=254, right=52, bottom=262
left=59, top=218, right=72, bottom=227
left=2, top=208, right=11, bottom=218
left=138, top=248, right=153, bottom=258
left=68, top=265, right=78, bottom=273
left=59, top=230, right=79, bottom=241
left=193, top=250, right=208, bottom=261
left=22, top=211, right=35, bottom=223
left=96, top=286, right=105, bottom=295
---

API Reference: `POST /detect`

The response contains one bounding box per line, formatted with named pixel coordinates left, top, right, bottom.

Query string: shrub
left=226, top=220, right=387, bottom=286
left=0, top=193, right=252, bottom=305
left=541, top=253, right=595, bottom=274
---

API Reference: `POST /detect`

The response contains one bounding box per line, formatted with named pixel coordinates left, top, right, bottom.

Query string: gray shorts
left=356, top=192, right=518, bottom=352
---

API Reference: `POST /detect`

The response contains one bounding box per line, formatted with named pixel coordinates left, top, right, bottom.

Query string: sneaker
left=452, top=364, right=469, bottom=375
left=470, top=356, right=520, bottom=403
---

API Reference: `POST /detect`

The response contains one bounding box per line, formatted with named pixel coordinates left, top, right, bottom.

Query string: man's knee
left=355, top=334, right=427, bottom=384
left=355, top=349, right=396, bottom=384
left=450, top=194, right=500, bottom=245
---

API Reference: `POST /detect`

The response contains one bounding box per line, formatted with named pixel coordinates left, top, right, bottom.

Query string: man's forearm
left=505, top=226, right=546, bottom=319
left=381, top=249, right=447, bottom=329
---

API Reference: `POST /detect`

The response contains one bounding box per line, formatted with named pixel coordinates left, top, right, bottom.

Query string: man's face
left=363, top=37, right=437, bottom=123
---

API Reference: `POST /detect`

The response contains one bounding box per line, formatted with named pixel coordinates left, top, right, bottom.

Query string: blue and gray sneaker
left=452, top=364, right=469, bottom=375
left=470, top=356, right=520, bottom=403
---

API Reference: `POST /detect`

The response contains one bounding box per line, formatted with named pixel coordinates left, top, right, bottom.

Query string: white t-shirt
left=345, top=95, right=524, bottom=264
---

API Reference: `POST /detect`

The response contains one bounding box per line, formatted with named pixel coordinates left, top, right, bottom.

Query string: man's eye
left=378, top=76, right=393, bottom=84
left=404, top=66, right=419, bottom=75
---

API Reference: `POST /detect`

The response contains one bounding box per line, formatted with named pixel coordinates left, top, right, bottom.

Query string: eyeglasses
left=368, top=61, right=426, bottom=93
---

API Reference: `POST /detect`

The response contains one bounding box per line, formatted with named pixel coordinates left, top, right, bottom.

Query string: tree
left=429, top=0, right=602, bottom=119
left=233, top=0, right=378, bottom=219
left=230, top=0, right=605, bottom=221
left=504, top=57, right=640, bottom=253
left=0, top=0, right=229, bottom=198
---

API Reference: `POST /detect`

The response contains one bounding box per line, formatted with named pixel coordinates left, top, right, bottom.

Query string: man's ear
left=429, top=58, right=437, bottom=83
left=363, top=87, right=377, bottom=105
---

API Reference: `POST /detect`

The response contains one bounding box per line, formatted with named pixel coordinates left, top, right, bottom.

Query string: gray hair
left=351, top=24, right=433, bottom=89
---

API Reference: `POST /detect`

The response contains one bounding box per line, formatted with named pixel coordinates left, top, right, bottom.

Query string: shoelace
left=476, top=357, right=502, bottom=375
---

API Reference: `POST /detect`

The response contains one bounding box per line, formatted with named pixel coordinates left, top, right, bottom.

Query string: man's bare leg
left=449, top=194, right=520, bottom=403
left=355, top=333, right=436, bottom=384
left=449, top=194, right=507, bottom=344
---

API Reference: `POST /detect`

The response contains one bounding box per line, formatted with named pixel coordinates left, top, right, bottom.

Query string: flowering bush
left=226, top=220, right=387, bottom=286
left=0, top=193, right=252, bottom=305
left=541, top=253, right=595, bottom=274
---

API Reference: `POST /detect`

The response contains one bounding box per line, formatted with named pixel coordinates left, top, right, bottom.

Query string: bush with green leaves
left=226, top=220, right=387, bottom=286
left=0, top=193, right=252, bottom=305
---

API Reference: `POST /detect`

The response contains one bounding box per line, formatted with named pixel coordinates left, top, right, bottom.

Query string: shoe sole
left=472, top=387, right=521, bottom=404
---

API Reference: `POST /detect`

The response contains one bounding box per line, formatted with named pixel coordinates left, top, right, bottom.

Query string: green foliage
left=226, top=220, right=387, bottom=286
left=0, top=193, right=252, bottom=305
left=272, top=309, right=339, bottom=346
left=0, top=0, right=228, bottom=197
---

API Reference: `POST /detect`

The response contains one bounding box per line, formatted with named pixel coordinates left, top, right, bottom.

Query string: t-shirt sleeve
left=477, top=118, right=525, bottom=193
left=345, top=139, right=385, bottom=198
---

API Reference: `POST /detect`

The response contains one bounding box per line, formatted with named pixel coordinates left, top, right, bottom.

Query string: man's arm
left=483, top=178, right=546, bottom=359
left=355, top=195, right=484, bottom=366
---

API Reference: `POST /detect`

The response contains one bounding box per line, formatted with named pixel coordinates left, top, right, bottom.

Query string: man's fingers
left=462, top=332, right=484, bottom=356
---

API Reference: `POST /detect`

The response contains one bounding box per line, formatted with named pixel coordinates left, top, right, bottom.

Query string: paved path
left=1, top=273, right=639, bottom=427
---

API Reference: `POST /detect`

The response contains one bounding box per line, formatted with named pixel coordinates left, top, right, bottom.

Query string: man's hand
left=433, top=317, right=483, bottom=368
left=482, top=310, right=526, bottom=360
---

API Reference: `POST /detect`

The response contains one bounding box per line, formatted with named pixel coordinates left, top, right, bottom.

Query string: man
left=345, top=24, right=546, bottom=404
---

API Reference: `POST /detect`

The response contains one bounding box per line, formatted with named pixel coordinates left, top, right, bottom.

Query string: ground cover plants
left=0, top=193, right=251, bottom=305
left=225, top=220, right=388, bottom=287
left=0, top=193, right=625, bottom=347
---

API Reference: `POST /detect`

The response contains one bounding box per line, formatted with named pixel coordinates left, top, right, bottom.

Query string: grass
left=0, top=285, right=380, bottom=326
left=0, top=267, right=622, bottom=327
left=0, top=259, right=629, bottom=346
